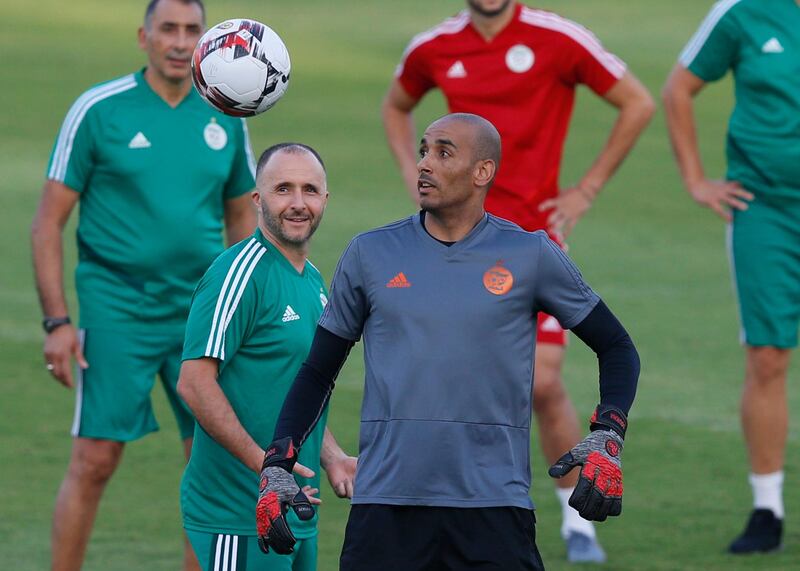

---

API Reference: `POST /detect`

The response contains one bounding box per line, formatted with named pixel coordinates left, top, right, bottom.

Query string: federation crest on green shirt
left=46, top=69, right=257, bottom=331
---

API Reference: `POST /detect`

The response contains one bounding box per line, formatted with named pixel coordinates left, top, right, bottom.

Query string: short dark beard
left=260, top=199, right=320, bottom=247
left=467, top=0, right=513, bottom=18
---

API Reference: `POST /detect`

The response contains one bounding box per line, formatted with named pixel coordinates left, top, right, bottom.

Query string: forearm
left=274, top=326, right=352, bottom=446
left=31, top=212, right=69, bottom=317
left=382, top=102, right=420, bottom=203
left=320, top=428, right=348, bottom=470
left=179, top=362, right=263, bottom=472
left=662, top=81, right=705, bottom=189
left=578, top=95, right=654, bottom=197
left=595, top=333, right=639, bottom=414
left=273, top=362, right=336, bottom=447
left=571, top=300, right=640, bottom=414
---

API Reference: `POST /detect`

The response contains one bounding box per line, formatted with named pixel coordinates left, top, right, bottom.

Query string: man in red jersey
left=382, top=0, right=653, bottom=563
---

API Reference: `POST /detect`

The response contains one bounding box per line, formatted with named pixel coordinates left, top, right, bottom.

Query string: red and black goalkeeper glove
left=548, top=404, right=627, bottom=522
left=256, top=437, right=315, bottom=555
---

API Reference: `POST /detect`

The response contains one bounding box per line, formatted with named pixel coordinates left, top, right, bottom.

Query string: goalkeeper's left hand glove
left=548, top=404, right=627, bottom=522
left=256, top=437, right=315, bottom=555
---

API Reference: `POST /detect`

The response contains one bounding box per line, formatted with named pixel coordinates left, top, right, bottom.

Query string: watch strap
left=43, top=316, right=71, bottom=333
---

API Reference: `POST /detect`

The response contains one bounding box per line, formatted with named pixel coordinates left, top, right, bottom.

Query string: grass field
left=2, top=1, right=800, bottom=569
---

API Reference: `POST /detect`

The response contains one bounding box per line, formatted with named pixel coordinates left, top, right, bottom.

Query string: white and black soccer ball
left=192, top=19, right=290, bottom=117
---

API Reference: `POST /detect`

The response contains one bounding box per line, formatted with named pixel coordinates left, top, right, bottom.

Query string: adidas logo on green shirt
left=128, top=131, right=151, bottom=149
left=281, top=305, right=300, bottom=322
left=761, top=37, right=784, bottom=54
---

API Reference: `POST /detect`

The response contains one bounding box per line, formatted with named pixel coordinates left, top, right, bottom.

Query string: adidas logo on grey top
left=282, top=305, right=300, bottom=322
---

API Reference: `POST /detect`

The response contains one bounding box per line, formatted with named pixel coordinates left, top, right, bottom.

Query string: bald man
left=257, top=114, right=640, bottom=570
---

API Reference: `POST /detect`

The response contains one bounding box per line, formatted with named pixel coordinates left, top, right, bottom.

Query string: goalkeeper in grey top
left=257, top=113, right=640, bottom=570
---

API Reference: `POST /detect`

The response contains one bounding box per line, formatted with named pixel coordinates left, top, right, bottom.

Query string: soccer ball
left=192, top=19, right=291, bottom=117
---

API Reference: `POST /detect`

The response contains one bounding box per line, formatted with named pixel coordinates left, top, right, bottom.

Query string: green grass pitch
left=2, top=1, right=799, bottom=569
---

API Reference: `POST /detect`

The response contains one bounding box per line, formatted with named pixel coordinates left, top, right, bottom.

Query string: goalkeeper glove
left=548, top=404, right=627, bottom=522
left=256, top=437, right=315, bottom=555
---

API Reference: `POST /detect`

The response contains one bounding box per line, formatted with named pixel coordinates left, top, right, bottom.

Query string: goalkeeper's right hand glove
left=256, top=437, right=315, bottom=555
left=548, top=404, right=627, bottom=522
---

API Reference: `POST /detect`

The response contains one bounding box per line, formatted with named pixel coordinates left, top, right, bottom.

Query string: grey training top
left=319, top=213, right=599, bottom=509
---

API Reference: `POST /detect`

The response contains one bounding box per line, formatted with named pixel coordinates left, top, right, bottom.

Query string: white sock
left=750, top=471, right=784, bottom=519
left=556, top=487, right=596, bottom=539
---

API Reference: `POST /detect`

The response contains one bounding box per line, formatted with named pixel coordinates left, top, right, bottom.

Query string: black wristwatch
left=43, top=316, right=71, bottom=333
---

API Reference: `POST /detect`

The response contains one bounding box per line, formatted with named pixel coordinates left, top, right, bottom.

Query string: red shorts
left=536, top=312, right=567, bottom=346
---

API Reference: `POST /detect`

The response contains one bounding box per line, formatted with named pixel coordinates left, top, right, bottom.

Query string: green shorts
left=72, top=327, right=195, bottom=441
left=186, top=530, right=317, bottom=571
left=730, top=194, right=800, bottom=348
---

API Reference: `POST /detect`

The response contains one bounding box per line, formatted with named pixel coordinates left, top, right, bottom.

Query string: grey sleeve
left=534, top=235, right=599, bottom=329
left=318, top=237, right=369, bottom=341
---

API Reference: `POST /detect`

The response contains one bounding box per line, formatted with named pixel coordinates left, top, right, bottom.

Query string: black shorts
left=339, top=504, right=545, bottom=571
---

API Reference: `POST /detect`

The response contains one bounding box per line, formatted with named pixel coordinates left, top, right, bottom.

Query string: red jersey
left=397, top=3, right=625, bottom=232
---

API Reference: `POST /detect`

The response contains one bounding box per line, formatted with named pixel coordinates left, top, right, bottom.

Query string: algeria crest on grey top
left=204, top=119, right=227, bottom=151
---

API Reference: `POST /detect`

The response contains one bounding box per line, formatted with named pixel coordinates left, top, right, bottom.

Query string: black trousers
left=339, top=504, right=546, bottom=571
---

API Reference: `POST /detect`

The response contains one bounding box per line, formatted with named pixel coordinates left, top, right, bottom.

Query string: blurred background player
left=257, top=113, right=640, bottom=570
left=177, top=143, right=357, bottom=571
left=662, top=0, right=800, bottom=555
left=30, top=1, right=256, bottom=569
left=382, top=0, right=653, bottom=562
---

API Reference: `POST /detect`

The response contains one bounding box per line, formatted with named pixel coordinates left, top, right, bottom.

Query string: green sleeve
left=46, top=99, right=96, bottom=192
left=183, top=247, right=260, bottom=364
left=679, top=1, right=740, bottom=81
left=224, top=118, right=256, bottom=199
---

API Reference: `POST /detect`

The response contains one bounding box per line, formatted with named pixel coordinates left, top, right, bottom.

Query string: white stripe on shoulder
left=519, top=8, right=626, bottom=78
left=240, top=119, right=256, bottom=180
left=49, top=74, right=137, bottom=182
left=397, top=11, right=471, bottom=75
left=679, top=0, right=742, bottom=67
left=219, top=245, right=267, bottom=361
left=306, top=259, right=320, bottom=274
left=205, top=238, right=258, bottom=357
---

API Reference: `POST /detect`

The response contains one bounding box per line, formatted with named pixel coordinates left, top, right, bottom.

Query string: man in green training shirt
left=178, top=142, right=357, bottom=571
left=30, top=1, right=256, bottom=570
left=663, top=0, right=800, bottom=555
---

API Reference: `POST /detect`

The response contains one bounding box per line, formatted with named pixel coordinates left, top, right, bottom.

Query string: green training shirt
left=679, top=0, right=800, bottom=197
left=47, top=69, right=256, bottom=331
left=181, top=228, right=329, bottom=537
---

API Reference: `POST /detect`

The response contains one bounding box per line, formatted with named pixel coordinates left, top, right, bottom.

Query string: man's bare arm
left=320, top=428, right=357, bottom=498
left=579, top=71, right=656, bottom=196
left=224, top=193, right=256, bottom=245
left=31, top=180, right=87, bottom=387
left=381, top=79, right=423, bottom=205
left=177, top=358, right=265, bottom=472
left=662, top=64, right=752, bottom=221
left=540, top=71, right=656, bottom=237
